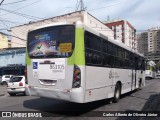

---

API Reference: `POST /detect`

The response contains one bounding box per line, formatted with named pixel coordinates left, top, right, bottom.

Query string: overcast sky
left=0, top=0, right=160, bottom=33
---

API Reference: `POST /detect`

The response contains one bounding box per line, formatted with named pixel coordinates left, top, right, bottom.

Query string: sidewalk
left=0, top=85, right=7, bottom=96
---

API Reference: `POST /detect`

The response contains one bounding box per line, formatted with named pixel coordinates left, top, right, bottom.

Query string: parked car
left=7, top=76, right=27, bottom=96
left=1, top=75, right=13, bottom=85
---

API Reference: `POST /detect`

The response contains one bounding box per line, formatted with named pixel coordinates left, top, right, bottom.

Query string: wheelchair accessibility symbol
left=33, top=62, right=38, bottom=69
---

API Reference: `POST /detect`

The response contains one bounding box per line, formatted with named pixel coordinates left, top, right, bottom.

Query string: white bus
left=26, top=22, right=145, bottom=103
left=145, top=61, right=156, bottom=79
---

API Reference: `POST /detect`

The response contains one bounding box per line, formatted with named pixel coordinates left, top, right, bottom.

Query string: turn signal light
left=72, top=65, right=81, bottom=88
left=19, top=82, right=23, bottom=86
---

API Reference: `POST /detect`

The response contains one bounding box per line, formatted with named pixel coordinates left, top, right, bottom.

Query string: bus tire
left=113, top=83, right=121, bottom=103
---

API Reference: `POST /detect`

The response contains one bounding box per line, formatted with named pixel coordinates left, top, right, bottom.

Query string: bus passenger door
left=134, top=57, right=139, bottom=89
left=131, top=60, right=134, bottom=91
left=131, top=56, right=138, bottom=90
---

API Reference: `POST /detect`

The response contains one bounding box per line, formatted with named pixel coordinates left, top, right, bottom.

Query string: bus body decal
left=67, top=51, right=75, bottom=65
left=26, top=47, right=31, bottom=66
left=67, top=28, right=85, bottom=66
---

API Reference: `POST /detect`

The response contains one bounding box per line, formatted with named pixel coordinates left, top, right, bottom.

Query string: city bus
left=26, top=21, right=145, bottom=103
left=145, top=61, right=156, bottom=79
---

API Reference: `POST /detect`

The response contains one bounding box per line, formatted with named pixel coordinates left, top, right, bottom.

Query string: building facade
left=138, top=27, right=160, bottom=54
left=137, top=32, right=148, bottom=54
left=104, top=20, right=137, bottom=51
left=0, top=48, right=25, bottom=67
left=148, top=28, right=160, bottom=52
left=0, top=32, right=9, bottom=49
left=0, top=48, right=26, bottom=76
left=11, top=11, right=114, bottom=47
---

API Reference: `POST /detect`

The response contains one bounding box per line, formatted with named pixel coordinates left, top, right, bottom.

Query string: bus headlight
left=72, top=65, right=81, bottom=88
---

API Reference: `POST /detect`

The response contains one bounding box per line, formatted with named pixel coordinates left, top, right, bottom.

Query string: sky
left=0, top=0, right=160, bottom=34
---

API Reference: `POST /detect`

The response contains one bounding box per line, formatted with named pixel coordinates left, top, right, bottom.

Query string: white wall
left=11, top=11, right=113, bottom=47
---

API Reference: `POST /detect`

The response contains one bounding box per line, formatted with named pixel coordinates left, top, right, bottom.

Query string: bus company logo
left=33, top=62, right=38, bottom=69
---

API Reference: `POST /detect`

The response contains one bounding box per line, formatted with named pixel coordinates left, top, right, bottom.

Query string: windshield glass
left=10, top=77, right=23, bottom=82
left=5, top=76, right=10, bottom=78
left=28, top=25, right=75, bottom=58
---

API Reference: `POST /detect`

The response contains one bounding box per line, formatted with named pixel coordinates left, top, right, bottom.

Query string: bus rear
left=145, top=61, right=156, bottom=79
left=26, top=24, right=85, bottom=103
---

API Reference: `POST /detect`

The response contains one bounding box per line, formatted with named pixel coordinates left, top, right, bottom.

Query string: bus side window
left=93, top=37, right=101, bottom=51
left=108, top=55, right=114, bottom=67
left=103, top=53, right=114, bottom=67
left=85, top=49, right=93, bottom=65
left=85, top=31, right=93, bottom=49
left=108, top=42, right=113, bottom=55
left=92, top=51, right=102, bottom=65
left=85, top=49, right=102, bottom=66
left=103, top=40, right=108, bottom=53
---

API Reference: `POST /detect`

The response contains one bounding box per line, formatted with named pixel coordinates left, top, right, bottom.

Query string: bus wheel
left=113, top=83, right=121, bottom=103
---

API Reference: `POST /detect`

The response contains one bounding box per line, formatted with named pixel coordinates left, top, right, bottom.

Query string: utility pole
left=0, top=0, right=4, bottom=6
left=76, top=0, right=86, bottom=11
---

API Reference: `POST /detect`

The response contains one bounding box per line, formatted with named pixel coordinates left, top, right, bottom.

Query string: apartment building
left=148, top=28, right=160, bottom=52
left=104, top=20, right=137, bottom=51
left=138, top=27, right=160, bottom=54
left=137, top=32, right=148, bottom=54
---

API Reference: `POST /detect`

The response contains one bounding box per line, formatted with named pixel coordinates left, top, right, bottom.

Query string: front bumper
left=7, top=87, right=25, bottom=93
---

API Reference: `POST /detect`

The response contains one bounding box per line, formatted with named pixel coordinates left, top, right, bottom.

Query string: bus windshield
left=28, top=25, right=75, bottom=58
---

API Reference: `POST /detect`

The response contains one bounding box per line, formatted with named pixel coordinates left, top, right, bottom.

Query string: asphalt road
left=0, top=77, right=160, bottom=120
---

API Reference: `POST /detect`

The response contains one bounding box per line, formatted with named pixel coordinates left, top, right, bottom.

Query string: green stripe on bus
left=26, top=48, right=31, bottom=66
left=67, top=52, right=75, bottom=65
left=67, top=28, right=85, bottom=65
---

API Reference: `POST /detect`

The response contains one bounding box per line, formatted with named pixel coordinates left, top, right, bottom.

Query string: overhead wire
left=0, top=20, right=22, bottom=40
left=1, top=0, right=28, bottom=6
left=0, top=0, right=4, bottom=5
left=1, top=0, right=43, bottom=17
left=0, top=31, right=26, bottom=41
left=0, top=7, right=42, bottom=20
left=0, top=28, right=8, bottom=30
left=88, top=0, right=132, bottom=11
left=0, top=21, right=27, bottom=47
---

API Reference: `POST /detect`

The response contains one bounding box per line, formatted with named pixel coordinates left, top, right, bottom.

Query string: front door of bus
left=131, top=60, right=134, bottom=91
left=135, top=57, right=139, bottom=89
left=131, top=56, right=138, bottom=90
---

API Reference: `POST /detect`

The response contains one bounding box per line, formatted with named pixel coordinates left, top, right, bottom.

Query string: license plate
left=11, top=88, right=15, bottom=90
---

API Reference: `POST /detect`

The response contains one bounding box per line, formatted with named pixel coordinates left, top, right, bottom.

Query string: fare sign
left=60, top=43, right=72, bottom=52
